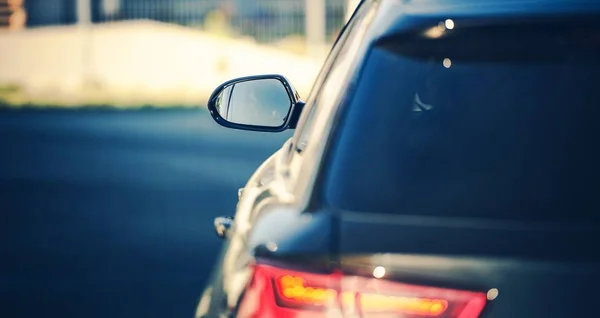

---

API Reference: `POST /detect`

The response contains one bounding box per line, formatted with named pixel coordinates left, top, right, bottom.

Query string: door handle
left=214, top=216, right=234, bottom=239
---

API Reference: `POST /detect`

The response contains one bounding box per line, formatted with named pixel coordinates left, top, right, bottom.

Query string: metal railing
left=21, top=0, right=351, bottom=48
left=94, top=0, right=347, bottom=47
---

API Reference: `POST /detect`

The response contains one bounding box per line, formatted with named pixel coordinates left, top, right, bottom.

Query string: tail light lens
left=237, top=263, right=487, bottom=318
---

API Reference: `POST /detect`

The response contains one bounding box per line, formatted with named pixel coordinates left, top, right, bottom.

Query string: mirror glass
left=214, top=78, right=293, bottom=127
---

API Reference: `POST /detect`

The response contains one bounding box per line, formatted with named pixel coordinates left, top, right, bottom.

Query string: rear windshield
left=323, top=18, right=600, bottom=222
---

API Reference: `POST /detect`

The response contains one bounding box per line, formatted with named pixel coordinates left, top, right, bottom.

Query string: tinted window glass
left=324, top=19, right=600, bottom=222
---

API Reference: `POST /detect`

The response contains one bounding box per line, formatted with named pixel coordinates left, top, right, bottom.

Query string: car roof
left=367, top=0, right=600, bottom=41
left=386, top=0, right=600, bottom=15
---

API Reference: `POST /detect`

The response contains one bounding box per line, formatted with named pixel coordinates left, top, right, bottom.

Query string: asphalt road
left=0, top=108, right=292, bottom=318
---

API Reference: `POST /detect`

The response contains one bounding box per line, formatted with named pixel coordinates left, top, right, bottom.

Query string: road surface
left=0, top=108, right=292, bottom=318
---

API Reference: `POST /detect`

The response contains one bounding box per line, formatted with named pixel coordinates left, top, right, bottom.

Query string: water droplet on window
left=373, top=266, right=386, bottom=279
left=443, top=58, right=452, bottom=68
left=266, top=242, right=278, bottom=252
left=487, top=288, right=499, bottom=300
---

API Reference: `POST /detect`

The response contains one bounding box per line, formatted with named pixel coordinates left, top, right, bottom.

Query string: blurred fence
left=21, top=0, right=351, bottom=49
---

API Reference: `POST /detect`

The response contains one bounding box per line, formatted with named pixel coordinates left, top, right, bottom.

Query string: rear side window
left=323, top=18, right=600, bottom=222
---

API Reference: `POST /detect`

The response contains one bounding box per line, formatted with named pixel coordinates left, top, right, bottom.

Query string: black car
left=195, top=0, right=600, bottom=317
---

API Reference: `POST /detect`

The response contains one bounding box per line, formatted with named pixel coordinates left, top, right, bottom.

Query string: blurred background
left=0, top=1, right=357, bottom=317
left=0, top=0, right=358, bottom=106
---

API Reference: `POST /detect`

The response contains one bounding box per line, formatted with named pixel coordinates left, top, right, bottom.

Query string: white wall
left=0, top=21, right=326, bottom=106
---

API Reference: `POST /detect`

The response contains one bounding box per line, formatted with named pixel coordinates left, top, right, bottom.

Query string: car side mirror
left=207, top=74, right=305, bottom=132
left=214, top=216, right=234, bottom=239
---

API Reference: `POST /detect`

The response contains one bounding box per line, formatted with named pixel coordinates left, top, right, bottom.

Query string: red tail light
left=237, top=263, right=487, bottom=318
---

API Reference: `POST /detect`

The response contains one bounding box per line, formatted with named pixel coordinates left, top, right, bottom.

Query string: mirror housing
left=214, top=216, right=234, bottom=239
left=207, top=74, right=305, bottom=132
